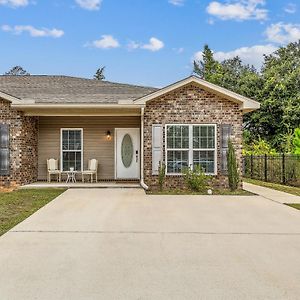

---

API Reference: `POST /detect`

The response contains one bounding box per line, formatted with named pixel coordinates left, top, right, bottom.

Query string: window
left=193, top=125, right=215, bottom=174
left=61, top=129, right=83, bottom=171
left=166, top=124, right=216, bottom=175
left=166, top=125, right=189, bottom=173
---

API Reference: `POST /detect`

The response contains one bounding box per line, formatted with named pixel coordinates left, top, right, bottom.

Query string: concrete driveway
left=0, top=189, right=300, bottom=300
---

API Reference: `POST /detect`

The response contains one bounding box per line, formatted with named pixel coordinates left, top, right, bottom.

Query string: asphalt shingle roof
left=0, top=75, right=158, bottom=104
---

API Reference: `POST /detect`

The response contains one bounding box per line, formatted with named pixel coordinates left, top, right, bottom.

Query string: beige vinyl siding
left=38, top=116, right=140, bottom=180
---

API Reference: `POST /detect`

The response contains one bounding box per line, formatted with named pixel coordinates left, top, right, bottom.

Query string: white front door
left=116, top=128, right=140, bottom=179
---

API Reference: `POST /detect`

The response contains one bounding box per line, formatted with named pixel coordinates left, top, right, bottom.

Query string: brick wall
left=143, top=83, right=243, bottom=190
left=0, top=98, right=38, bottom=187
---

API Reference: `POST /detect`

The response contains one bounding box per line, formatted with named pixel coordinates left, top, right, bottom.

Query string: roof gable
left=134, top=76, right=260, bottom=113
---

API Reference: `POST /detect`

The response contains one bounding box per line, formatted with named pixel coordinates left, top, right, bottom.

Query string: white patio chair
left=82, top=159, right=98, bottom=183
left=47, top=158, right=61, bottom=182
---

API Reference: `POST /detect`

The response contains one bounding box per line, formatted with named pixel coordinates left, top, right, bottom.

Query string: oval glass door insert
left=121, top=134, right=133, bottom=168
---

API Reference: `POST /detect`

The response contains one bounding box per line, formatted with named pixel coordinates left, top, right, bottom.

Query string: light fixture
left=106, top=130, right=112, bottom=141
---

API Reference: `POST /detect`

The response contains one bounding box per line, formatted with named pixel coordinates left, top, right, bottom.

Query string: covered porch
left=12, top=105, right=143, bottom=187
left=37, top=115, right=142, bottom=183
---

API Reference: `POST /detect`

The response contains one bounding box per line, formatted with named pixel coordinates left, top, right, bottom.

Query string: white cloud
left=1, top=25, right=64, bottom=38
left=173, top=47, right=184, bottom=54
left=0, top=0, right=28, bottom=7
left=141, top=37, right=164, bottom=52
left=89, top=35, right=120, bottom=49
left=127, top=38, right=164, bottom=52
left=265, top=22, right=300, bottom=44
left=168, top=0, right=184, bottom=6
left=127, top=40, right=140, bottom=51
left=285, top=3, right=297, bottom=14
left=206, top=0, right=268, bottom=21
left=75, top=0, right=102, bottom=10
left=194, top=44, right=277, bottom=69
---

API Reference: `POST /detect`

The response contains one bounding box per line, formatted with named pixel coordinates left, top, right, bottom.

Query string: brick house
left=0, top=75, right=259, bottom=189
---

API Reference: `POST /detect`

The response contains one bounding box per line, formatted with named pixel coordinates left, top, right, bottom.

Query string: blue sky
left=0, top=0, right=299, bottom=87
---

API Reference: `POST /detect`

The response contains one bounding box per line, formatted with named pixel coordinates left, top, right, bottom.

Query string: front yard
left=0, top=188, right=66, bottom=236
left=286, top=204, right=300, bottom=210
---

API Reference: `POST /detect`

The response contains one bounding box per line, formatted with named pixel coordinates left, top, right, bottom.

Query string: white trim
left=60, top=128, right=83, bottom=172
left=134, top=76, right=260, bottom=113
left=114, top=128, right=117, bottom=180
left=164, top=124, right=217, bottom=176
left=0, top=91, right=24, bottom=104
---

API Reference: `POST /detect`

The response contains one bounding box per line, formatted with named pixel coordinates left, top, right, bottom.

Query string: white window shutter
left=152, top=124, right=163, bottom=175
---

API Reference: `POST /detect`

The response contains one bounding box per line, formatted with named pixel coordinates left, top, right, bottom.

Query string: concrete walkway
left=0, top=189, right=300, bottom=299
left=243, top=182, right=300, bottom=204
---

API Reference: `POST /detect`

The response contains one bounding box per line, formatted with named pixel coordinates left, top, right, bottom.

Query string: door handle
left=136, top=150, right=139, bottom=163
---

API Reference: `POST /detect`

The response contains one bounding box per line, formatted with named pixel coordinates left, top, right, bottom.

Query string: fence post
left=264, top=154, right=268, bottom=182
left=282, top=153, right=286, bottom=184
left=250, top=154, right=253, bottom=179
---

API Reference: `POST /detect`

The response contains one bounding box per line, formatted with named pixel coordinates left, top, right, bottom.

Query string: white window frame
left=60, top=128, right=83, bottom=171
left=165, top=124, right=217, bottom=176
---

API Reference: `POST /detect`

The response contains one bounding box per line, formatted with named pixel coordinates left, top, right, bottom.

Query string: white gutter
left=11, top=103, right=143, bottom=109
left=140, top=107, right=149, bottom=190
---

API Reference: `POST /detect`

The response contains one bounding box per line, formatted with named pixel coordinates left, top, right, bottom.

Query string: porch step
left=20, top=182, right=141, bottom=189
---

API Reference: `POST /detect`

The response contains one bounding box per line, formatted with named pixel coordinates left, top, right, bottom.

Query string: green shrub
left=243, top=138, right=277, bottom=156
left=227, top=140, right=240, bottom=191
left=183, top=165, right=208, bottom=193
left=158, top=162, right=166, bottom=192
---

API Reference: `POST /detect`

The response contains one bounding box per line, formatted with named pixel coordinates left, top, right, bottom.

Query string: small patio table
left=64, top=171, right=78, bottom=183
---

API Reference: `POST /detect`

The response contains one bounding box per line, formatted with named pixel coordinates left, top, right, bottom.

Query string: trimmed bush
left=227, top=140, right=239, bottom=191
left=183, top=165, right=208, bottom=193
left=158, top=162, right=166, bottom=192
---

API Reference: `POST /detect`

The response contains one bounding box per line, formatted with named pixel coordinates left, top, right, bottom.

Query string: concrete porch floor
left=20, top=181, right=141, bottom=189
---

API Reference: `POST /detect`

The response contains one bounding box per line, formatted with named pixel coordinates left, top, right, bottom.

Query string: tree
left=194, top=46, right=261, bottom=97
left=94, top=67, right=105, bottom=80
left=193, top=44, right=221, bottom=83
left=248, top=41, right=300, bottom=150
left=193, top=42, right=300, bottom=152
left=293, top=128, right=300, bottom=154
left=227, top=140, right=239, bottom=191
left=4, top=66, right=30, bottom=76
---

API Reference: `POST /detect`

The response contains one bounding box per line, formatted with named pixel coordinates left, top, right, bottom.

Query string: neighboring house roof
left=135, top=75, right=260, bottom=113
left=0, top=75, right=157, bottom=104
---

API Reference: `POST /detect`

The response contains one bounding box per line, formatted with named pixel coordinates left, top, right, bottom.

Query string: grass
left=285, top=204, right=300, bottom=210
left=0, top=188, right=66, bottom=236
left=244, top=178, right=300, bottom=197
left=147, top=189, right=254, bottom=196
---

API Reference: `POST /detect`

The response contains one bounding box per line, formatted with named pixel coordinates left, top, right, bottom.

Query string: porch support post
left=140, top=107, right=149, bottom=190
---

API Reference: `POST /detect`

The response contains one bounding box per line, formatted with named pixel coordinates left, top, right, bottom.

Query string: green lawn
left=0, top=188, right=66, bottom=236
left=285, top=204, right=300, bottom=210
left=147, top=189, right=254, bottom=196
left=244, top=178, right=300, bottom=197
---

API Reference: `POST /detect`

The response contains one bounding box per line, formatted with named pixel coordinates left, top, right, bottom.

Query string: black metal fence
left=243, top=154, right=300, bottom=187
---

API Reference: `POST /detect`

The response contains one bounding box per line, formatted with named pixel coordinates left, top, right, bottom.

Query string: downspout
left=140, top=107, right=149, bottom=190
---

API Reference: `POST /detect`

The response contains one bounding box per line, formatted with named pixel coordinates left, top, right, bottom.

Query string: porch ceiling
left=12, top=104, right=143, bottom=116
